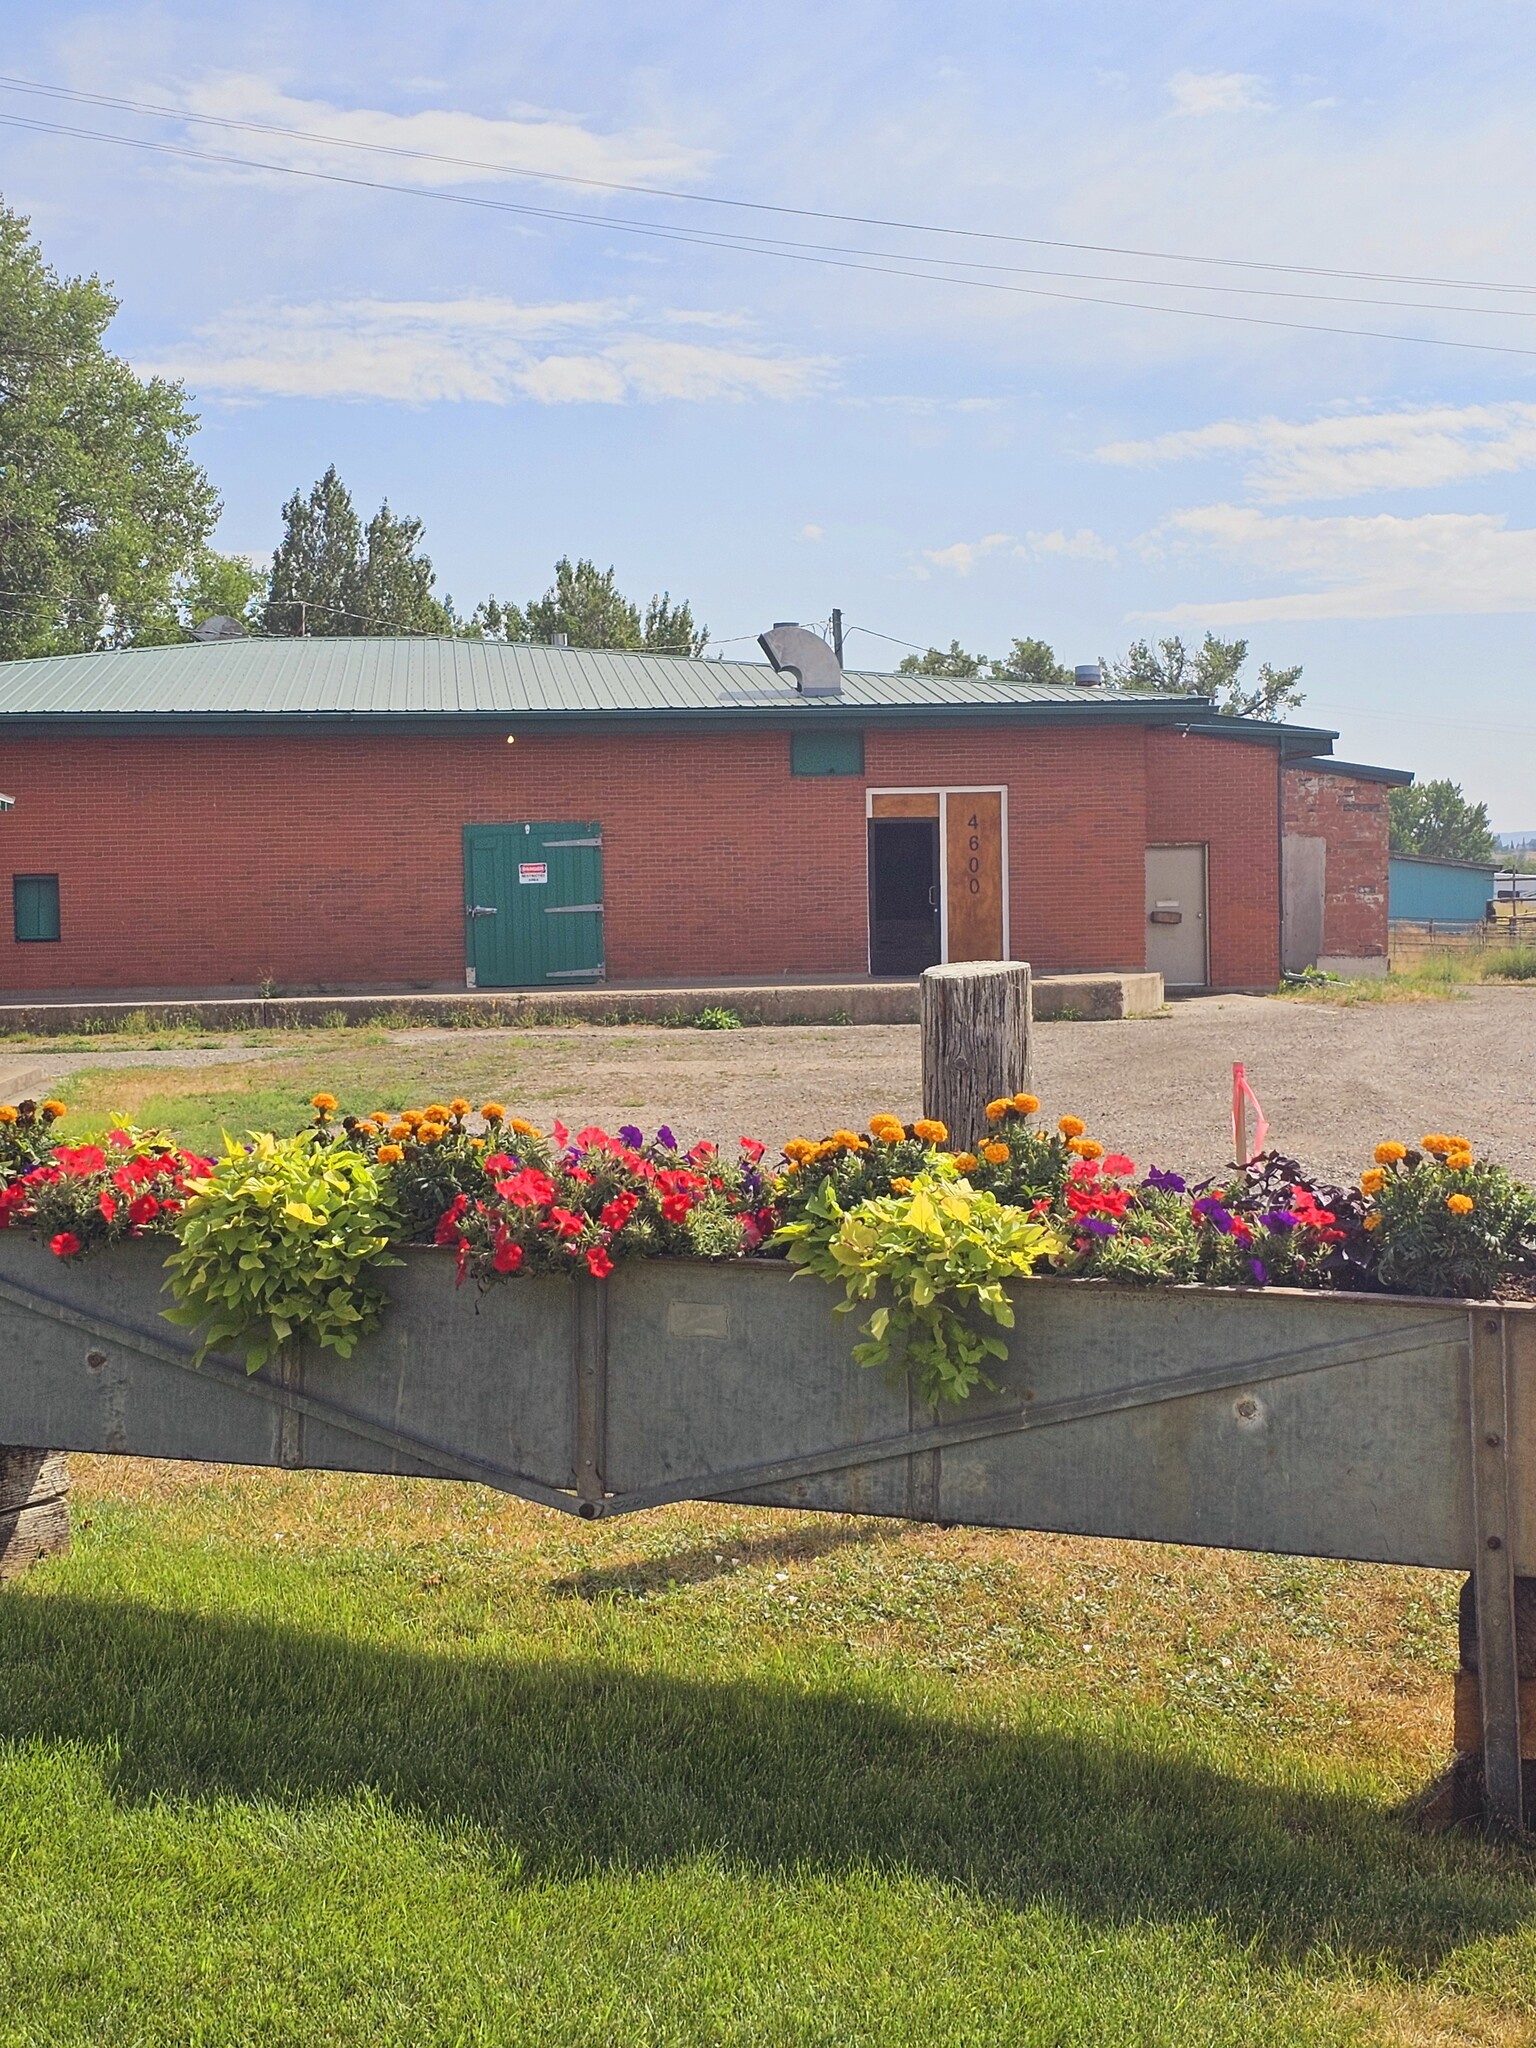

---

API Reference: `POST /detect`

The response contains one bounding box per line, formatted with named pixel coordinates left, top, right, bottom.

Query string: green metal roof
left=0, top=637, right=1339, bottom=751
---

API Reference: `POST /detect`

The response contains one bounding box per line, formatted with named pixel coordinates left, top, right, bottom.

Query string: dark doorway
left=868, top=818, right=941, bottom=974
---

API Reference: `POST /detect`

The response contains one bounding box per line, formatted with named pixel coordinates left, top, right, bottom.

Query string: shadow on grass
left=0, top=1589, right=1528, bottom=1969
left=549, top=1522, right=881, bottom=1600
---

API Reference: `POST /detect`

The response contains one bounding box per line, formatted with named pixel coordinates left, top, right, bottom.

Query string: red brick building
left=0, top=635, right=1390, bottom=998
left=1281, top=756, right=1411, bottom=979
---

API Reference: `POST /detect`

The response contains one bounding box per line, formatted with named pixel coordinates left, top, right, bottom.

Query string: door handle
left=928, top=885, right=940, bottom=910
left=465, top=905, right=498, bottom=918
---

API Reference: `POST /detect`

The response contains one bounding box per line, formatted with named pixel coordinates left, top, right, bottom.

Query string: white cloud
left=1097, top=402, right=1536, bottom=503
left=801, top=524, right=824, bottom=541
left=923, top=528, right=1117, bottom=574
left=1166, top=70, right=1271, bottom=117
left=143, top=297, right=834, bottom=406
left=1139, top=503, right=1536, bottom=620
left=174, top=72, right=711, bottom=189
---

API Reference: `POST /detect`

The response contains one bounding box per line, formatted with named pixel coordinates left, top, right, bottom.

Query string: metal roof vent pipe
left=1074, top=662, right=1103, bottom=688
left=551, top=631, right=569, bottom=647
left=758, top=622, right=844, bottom=697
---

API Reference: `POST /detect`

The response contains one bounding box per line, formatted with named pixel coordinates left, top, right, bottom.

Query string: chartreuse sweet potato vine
left=775, top=1168, right=1060, bottom=1406
left=163, top=1132, right=401, bottom=1371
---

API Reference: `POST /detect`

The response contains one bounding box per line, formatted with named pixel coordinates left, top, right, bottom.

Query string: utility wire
left=7, top=110, right=1536, bottom=360
left=4, top=70, right=1536, bottom=299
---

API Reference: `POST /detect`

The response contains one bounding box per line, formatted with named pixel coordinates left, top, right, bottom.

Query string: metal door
left=1145, top=844, right=1208, bottom=989
left=463, top=823, right=604, bottom=987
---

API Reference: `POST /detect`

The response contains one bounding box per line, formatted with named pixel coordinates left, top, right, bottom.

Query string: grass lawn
left=1, top=1463, right=1533, bottom=2046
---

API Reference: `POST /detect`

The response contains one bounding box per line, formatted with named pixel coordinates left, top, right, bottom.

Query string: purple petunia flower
left=618, top=1125, right=644, bottom=1150
left=1258, top=1209, right=1298, bottom=1232
left=1248, top=1257, right=1269, bottom=1286
left=1081, top=1217, right=1118, bottom=1238
left=1192, top=1196, right=1235, bottom=1235
left=655, top=1125, right=677, bottom=1152
left=1143, top=1166, right=1187, bottom=1193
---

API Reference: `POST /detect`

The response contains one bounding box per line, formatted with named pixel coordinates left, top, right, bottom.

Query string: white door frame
left=865, top=786, right=1010, bottom=971
left=1145, top=841, right=1210, bottom=988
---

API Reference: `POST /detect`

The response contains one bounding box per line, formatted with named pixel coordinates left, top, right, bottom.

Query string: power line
left=7, top=110, right=1536, bottom=360
left=4, top=70, right=1536, bottom=299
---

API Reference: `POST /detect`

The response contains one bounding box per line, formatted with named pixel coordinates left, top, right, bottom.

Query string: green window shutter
left=14, top=875, right=60, bottom=943
left=791, top=731, right=864, bottom=776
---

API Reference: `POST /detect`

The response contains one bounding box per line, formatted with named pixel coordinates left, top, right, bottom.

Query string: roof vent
left=758, top=622, right=843, bottom=697
left=1073, top=662, right=1103, bottom=688
left=551, top=631, right=569, bottom=648
left=190, top=614, right=247, bottom=642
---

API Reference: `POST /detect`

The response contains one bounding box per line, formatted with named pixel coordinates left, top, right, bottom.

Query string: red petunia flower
left=546, top=1206, right=585, bottom=1239
left=491, top=1235, right=523, bottom=1273
left=434, top=1194, right=470, bottom=1245
left=127, top=1193, right=160, bottom=1226
left=497, top=1168, right=556, bottom=1209
left=50, top=1232, right=81, bottom=1258
left=600, top=1193, right=639, bottom=1231
left=585, top=1245, right=615, bottom=1279
left=739, top=1138, right=766, bottom=1163
left=98, top=1190, right=117, bottom=1222
left=660, top=1192, right=692, bottom=1224
left=1103, top=1154, right=1136, bottom=1177
left=54, top=1145, right=107, bottom=1177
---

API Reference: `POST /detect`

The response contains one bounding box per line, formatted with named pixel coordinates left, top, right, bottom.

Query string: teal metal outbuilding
left=1388, top=854, right=1496, bottom=925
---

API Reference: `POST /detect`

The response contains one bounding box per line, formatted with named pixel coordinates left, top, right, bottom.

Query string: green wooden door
left=463, top=823, right=604, bottom=987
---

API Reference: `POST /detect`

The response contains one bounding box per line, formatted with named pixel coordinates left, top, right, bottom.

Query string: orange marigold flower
left=425, top=1104, right=451, bottom=1122
left=1058, top=1115, right=1086, bottom=1139
left=376, top=1143, right=404, bottom=1164
left=784, top=1139, right=817, bottom=1163
left=1012, top=1093, right=1040, bottom=1115
left=1364, top=1213, right=1383, bottom=1232
left=1068, top=1137, right=1103, bottom=1160
left=40, top=1099, right=67, bottom=1120
left=891, top=1176, right=913, bottom=1194
left=868, top=1114, right=906, bottom=1142
left=984, top=1098, right=1013, bottom=1123
left=1447, top=1193, right=1475, bottom=1215
left=399, top=1110, right=424, bottom=1129
left=953, top=1151, right=978, bottom=1173
left=310, top=1093, right=339, bottom=1115
left=1421, top=1133, right=1453, bottom=1157
left=912, top=1118, right=948, bottom=1144
left=355, top=1120, right=379, bottom=1137
left=481, top=1102, right=507, bottom=1124
left=831, top=1129, right=867, bottom=1151
left=1373, top=1142, right=1406, bottom=1164
left=418, top=1123, right=446, bottom=1144
left=509, top=1117, right=539, bottom=1137
left=0, top=1106, right=20, bottom=1124
left=449, top=1099, right=472, bottom=1119
left=1446, top=1149, right=1474, bottom=1171
left=1360, top=1168, right=1386, bottom=1195
left=982, top=1141, right=1011, bottom=1165
left=389, top=1122, right=412, bottom=1141
left=371, top=1112, right=391, bottom=1126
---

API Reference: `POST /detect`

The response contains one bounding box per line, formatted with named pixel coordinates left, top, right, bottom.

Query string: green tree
left=0, top=199, right=220, bottom=659
left=264, top=470, right=450, bottom=636
left=264, top=467, right=362, bottom=636
left=181, top=550, right=266, bottom=632
left=514, top=558, right=707, bottom=652
left=988, top=637, right=1071, bottom=687
left=1105, top=632, right=1305, bottom=720
left=897, top=640, right=987, bottom=679
left=1388, top=780, right=1497, bottom=863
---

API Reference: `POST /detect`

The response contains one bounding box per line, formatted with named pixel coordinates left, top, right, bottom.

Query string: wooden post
left=0, top=1446, right=70, bottom=1581
left=920, top=961, right=1032, bottom=1154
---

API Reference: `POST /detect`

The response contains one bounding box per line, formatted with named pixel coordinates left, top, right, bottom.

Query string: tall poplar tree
left=0, top=199, right=219, bottom=658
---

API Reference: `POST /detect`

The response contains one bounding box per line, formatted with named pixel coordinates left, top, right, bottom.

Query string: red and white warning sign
left=518, top=862, right=549, bottom=885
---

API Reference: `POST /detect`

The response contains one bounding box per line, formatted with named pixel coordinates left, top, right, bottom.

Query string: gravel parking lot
left=4, top=984, right=1532, bottom=1183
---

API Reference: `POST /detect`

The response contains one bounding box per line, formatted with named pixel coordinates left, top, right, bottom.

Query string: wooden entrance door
left=944, top=791, right=1005, bottom=962
left=463, top=823, right=604, bottom=987
left=867, top=789, right=1007, bottom=969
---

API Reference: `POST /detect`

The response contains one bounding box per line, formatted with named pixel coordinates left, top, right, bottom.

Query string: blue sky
left=5, top=2, right=1536, bottom=823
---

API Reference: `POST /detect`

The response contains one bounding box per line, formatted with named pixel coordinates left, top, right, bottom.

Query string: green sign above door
left=463, top=823, right=604, bottom=987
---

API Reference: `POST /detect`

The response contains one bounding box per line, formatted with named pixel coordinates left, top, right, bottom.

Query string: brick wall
left=1282, top=764, right=1391, bottom=963
left=0, top=718, right=1284, bottom=994
left=1145, top=730, right=1282, bottom=987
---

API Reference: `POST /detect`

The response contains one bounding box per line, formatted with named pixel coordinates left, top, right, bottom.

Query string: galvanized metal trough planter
left=0, top=1231, right=1529, bottom=1833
